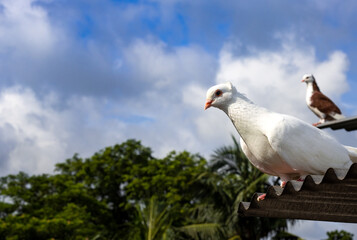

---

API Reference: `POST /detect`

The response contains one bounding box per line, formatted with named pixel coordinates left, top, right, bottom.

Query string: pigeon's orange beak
left=204, top=99, right=213, bottom=110
left=301, top=79, right=305, bottom=82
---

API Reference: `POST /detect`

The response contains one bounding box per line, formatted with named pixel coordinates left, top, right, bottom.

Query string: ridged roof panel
left=238, top=163, right=357, bottom=223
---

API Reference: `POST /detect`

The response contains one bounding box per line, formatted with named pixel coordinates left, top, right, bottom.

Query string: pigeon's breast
left=305, top=84, right=314, bottom=106
left=242, top=133, right=296, bottom=176
left=308, top=104, right=325, bottom=119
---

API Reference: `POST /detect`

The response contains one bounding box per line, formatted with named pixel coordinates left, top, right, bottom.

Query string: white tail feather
left=331, top=113, right=345, bottom=120
left=344, top=145, right=357, bottom=163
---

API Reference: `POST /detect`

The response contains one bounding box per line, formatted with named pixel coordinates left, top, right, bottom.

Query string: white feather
left=331, top=113, right=345, bottom=120
left=344, top=145, right=357, bottom=163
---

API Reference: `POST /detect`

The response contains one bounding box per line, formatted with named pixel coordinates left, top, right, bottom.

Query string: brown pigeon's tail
left=344, top=145, right=357, bottom=163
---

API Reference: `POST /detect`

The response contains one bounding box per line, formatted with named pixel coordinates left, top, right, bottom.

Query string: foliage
left=0, top=138, right=294, bottom=239
left=127, top=196, right=175, bottom=240
left=0, top=140, right=206, bottom=239
left=0, top=172, right=102, bottom=239
left=189, top=136, right=290, bottom=240
left=325, top=230, right=354, bottom=240
left=272, top=231, right=302, bottom=240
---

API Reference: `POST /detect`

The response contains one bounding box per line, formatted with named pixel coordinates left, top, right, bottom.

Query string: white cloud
left=215, top=41, right=349, bottom=121
left=314, top=51, right=349, bottom=98
left=289, top=220, right=357, bottom=240
left=0, top=0, right=58, bottom=54
left=0, top=38, right=220, bottom=175
left=0, top=86, right=66, bottom=174
left=0, top=86, right=129, bottom=175
left=124, top=39, right=216, bottom=89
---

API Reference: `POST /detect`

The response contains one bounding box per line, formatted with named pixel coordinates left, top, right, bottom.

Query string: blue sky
left=0, top=0, right=357, bottom=238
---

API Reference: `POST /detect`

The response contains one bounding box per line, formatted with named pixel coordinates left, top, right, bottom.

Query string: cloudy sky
left=1, top=0, right=357, bottom=238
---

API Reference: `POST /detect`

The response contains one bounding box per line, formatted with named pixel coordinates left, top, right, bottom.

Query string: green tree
left=55, top=139, right=155, bottom=236
left=0, top=172, right=104, bottom=239
left=0, top=138, right=298, bottom=239
left=325, top=230, right=354, bottom=240
left=55, top=140, right=208, bottom=238
left=0, top=140, right=208, bottom=239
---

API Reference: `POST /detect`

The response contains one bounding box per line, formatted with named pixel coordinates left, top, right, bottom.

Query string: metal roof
left=317, top=116, right=357, bottom=131
left=238, top=163, right=357, bottom=223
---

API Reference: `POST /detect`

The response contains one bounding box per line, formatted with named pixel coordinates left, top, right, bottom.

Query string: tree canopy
left=0, top=138, right=295, bottom=239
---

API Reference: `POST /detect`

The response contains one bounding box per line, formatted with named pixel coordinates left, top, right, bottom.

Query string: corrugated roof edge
left=238, top=163, right=357, bottom=223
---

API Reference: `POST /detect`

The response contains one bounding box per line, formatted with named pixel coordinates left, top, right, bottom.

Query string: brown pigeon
left=301, top=74, right=344, bottom=126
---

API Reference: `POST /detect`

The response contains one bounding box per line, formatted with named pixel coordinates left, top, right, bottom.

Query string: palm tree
left=191, top=136, right=292, bottom=240
left=126, top=196, right=174, bottom=240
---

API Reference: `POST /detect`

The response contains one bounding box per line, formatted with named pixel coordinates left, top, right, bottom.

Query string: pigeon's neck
left=223, top=94, right=269, bottom=141
left=305, top=81, right=320, bottom=105
left=306, top=81, right=320, bottom=92
left=313, top=81, right=320, bottom=92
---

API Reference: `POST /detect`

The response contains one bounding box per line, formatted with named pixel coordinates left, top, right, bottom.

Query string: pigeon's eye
left=215, top=90, right=222, bottom=97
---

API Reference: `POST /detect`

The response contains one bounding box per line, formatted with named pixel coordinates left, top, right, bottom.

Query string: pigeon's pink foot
left=257, top=194, right=266, bottom=201
left=312, top=122, right=321, bottom=126
left=280, top=181, right=287, bottom=188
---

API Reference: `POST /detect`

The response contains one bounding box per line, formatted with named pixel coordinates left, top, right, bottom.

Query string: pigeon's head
left=204, top=82, right=235, bottom=110
left=301, top=74, right=315, bottom=83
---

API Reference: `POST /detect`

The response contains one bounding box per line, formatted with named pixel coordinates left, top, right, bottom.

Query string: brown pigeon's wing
left=310, top=91, right=342, bottom=114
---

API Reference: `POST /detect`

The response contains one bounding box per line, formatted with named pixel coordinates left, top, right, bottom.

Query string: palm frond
left=127, top=196, right=173, bottom=240
left=178, top=223, right=225, bottom=240
left=228, top=235, right=242, bottom=240
left=234, top=173, right=269, bottom=204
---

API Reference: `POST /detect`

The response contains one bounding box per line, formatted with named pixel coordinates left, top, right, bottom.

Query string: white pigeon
left=301, top=74, right=345, bottom=126
left=204, top=82, right=357, bottom=200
